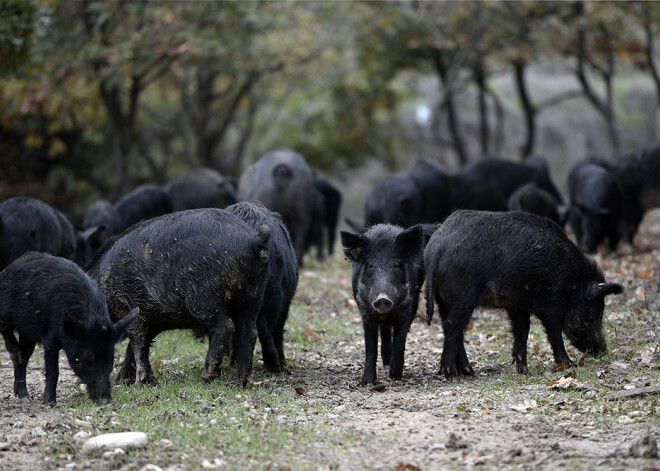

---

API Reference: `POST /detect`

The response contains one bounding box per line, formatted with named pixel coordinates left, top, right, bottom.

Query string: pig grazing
left=0, top=197, right=77, bottom=271
left=87, top=209, right=271, bottom=385
left=312, top=174, right=342, bottom=256
left=462, top=158, right=563, bottom=202
left=114, top=183, right=173, bottom=231
left=567, top=162, right=624, bottom=252
left=425, top=210, right=623, bottom=378
left=80, top=200, right=123, bottom=264
left=227, top=202, right=298, bottom=372
left=0, top=252, right=136, bottom=404
left=239, top=149, right=315, bottom=265
left=508, top=182, right=566, bottom=227
left=164, top=167, right=238, bottom=211
left=341, top=224, right=425, bottom=386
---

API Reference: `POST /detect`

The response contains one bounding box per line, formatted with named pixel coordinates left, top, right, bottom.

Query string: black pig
left=239, top=149, right=315, bottom=265
left=0, top=197, right=77, bottom=271
left=0, top=252, right=136, bottom=404
left=508, top=182, right=566, bottom=226
left=425, top=210, right=623, bottom=378
left=365, top=175, right=424, bottom=228
left=567, top=163, right=623, bottom=252
left=87, top=209, right=271, bottom=385
left=450, top=173, right=508, bottom=212
left=341, top=224, right=425, bottom=386
left=227, top=201, right=298, bottom=372
left=313, top=174, right=342, bottom=256
left=164, top=167, right=238, bottom=211
left=114, top=184, right=173, bottom=231
left=462, top=158, right=563, bottom=202
left=404, top=160, right=454, bottom=223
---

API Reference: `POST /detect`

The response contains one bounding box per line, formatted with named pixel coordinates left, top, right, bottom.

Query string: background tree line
left=1, top=1, right=659, bottom=216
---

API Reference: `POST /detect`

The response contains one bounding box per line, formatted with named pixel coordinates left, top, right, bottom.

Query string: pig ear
left=79, top=226, right=106, bottom=244
left=221, top=177, right=238, bottom=192
left=395, top=224, right=424, bottom=260
left=340, top=231, right=366, bottom=261
left=62, top=310, right=86, bottom=338
left=113, top=307, right=139, bottom=343
left=586, top=282, right=624, bottom=300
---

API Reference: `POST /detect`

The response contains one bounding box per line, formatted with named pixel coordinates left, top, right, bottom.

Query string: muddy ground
left=1, top=212, right=659, bottom=470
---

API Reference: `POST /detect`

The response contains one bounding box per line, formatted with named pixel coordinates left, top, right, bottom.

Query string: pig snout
left=372, top=293, right=394, bottom=313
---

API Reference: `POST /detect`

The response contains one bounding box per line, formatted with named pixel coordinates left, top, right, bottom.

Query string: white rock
left=159, top=439, right=174, bottom=448
left=140, top=465, right=164, bottom=471
left=31, top=427, right=46, bottom=437
left=73, top=431, right=92, bottom=443
left=0, top=442, right=10, bottom=451
left=65, top=464, right=77, bottom=469
left=83, top=432, right=148, bottom=453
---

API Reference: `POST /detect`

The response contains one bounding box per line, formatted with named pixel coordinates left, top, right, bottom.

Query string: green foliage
left=1, top=1, right=660, bottom=212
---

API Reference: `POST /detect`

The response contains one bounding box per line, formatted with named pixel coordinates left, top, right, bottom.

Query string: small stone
left=73, top=431, right=91, bottom=443
left=83, top=432, right=148, bottom=453
left=159, top=439, right=173, bottom=448
left=65, top=464, right=77, bottom=469
left=0, top=442, right=10, bottom=451
left=31, top=427, right=46, bottom=437
left=140, top=465, right=164, bottom=471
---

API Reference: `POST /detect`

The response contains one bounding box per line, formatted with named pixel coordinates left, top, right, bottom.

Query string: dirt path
left=1, top=212, right=659, bottom=470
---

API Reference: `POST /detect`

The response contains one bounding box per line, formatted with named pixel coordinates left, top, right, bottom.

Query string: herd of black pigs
left=5, top=144, right=660, bottom=404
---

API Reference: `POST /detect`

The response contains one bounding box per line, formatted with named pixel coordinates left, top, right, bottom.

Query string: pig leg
left=127, top=321, right=155, bottom=384
left=439, top=305, right=475, bottom=379
left=607, top=223, right=620, bottom=252
left=4, top=332, right=35, bottom=399
left=274, top=300, right=292, bottom=370
left=379, top=325, right=392, bottom=368
left=257, top=292, right=282, bottom=373
left=116, top=342, right=136, bottom=384
left=361, top=319, right=379, bottom=386
left=231, top=308, right=259, bottom=386
left=43, top=347, right=60, bottom=405
left=538, top=312, right=573, bottom=367
left=508, top=308, right=530, bottom=374
left=389, top=322, right=409, bottom=380
left=202, top=316, right=233, bottom=382
left=258, top=317, right=280, bottom=373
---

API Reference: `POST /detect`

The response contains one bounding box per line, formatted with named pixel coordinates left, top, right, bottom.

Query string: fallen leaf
left=510, top=399, right=537, bottom=412
left=547, top=377, right=591, bottom=390
left=302, top=328, right=324, bottom=341
left=394, top=463, right=420, bottom=471
left=553, top=361, right=570, bottom=372
left=294, top=387, right=305, bottom=396
left=370, top=384, right=386, bottom=392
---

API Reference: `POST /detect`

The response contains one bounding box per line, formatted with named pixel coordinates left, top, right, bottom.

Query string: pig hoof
left=361, top=377, right=376, bottom=388
left=202, top=372, right=219, bottom=383
left=439, top=366, right=458, bottom=379
left=517, top=365, right=529, bottom=375
left=460, top=365, right=474, bottom=376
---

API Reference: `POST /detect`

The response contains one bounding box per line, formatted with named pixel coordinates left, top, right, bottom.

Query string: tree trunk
left=574, top=1, right=619, bottom=152
left=432, top=49, right=468, bottom=165
left=474, top=59, right=489, bottom=155
left=512, top=60, right=536, bottom=159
